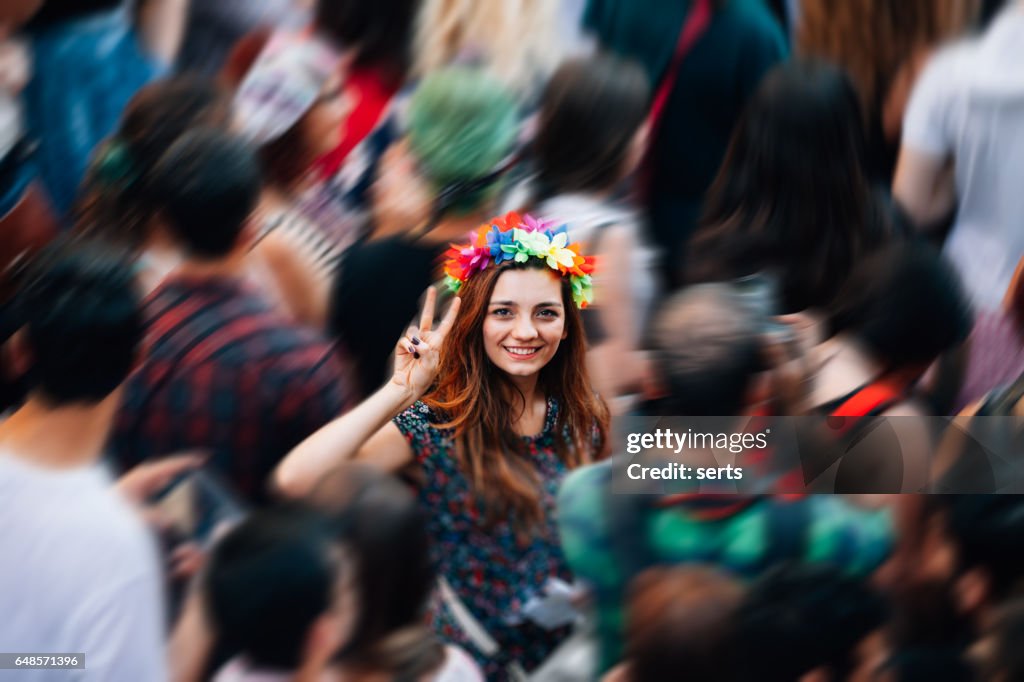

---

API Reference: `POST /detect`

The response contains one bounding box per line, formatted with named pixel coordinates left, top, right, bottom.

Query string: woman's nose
left=512, top=316, right=539, bottom=340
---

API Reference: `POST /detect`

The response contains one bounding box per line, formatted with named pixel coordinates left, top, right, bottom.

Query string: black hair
left=828, top=242, right=972, bottom=370
left=15, top=237, right=141, bottom=405
left=147, top=129, right=261, bottom=260
left=943, top=496, right=1024, bottom=601
left=690, top=58, right=891, bottom=313
left=308, top=465, right=443, bottom=681
left=205, top=503, right=340, bottom=671
left=314, top=0, right=418, bottom=84
left=736, top=563, right=888, bottom=682
left=76, top=76, right=231, bottom=249
left=535, top=53, right=650, bottom=197
left=644, top=284, right=764, bottom=416
left=877, top=649, right=975, bottom=682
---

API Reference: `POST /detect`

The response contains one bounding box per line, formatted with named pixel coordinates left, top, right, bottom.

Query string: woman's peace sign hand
left=390, top=287, right=461, bottom=401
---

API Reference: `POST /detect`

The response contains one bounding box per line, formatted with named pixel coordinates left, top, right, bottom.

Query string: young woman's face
left=483, top=268, right=568, bottom=378
left=301, top=73, right=348, bottom=159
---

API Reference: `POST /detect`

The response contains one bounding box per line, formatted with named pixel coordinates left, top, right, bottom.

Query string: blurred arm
left=892, top=147, right=957, bottom=230
left=137, top=0, right=190, bottom=66
left=274, top=382, right=417, bottom=497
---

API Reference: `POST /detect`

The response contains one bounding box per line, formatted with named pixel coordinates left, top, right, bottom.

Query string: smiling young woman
left=275, top=213, right=609, bottom=678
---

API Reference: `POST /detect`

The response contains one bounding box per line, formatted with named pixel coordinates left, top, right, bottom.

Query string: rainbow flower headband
left=443, top=212, right=596, bottom=308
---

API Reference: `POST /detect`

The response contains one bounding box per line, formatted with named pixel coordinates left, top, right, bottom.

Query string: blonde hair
left=413, top=0, right=561, bottom=97
left=797, top=0, right=978, bottom=115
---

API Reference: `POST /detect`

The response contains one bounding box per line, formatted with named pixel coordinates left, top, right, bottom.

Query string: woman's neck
left=809, top=334, right=886, bottom=406
left=505, top=374, right=548, bottom=436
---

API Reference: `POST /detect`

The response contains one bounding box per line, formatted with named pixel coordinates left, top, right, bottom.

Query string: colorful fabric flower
left=487, top=225, right=517, bottom=264
left=442, top=213, right=597, bottom=308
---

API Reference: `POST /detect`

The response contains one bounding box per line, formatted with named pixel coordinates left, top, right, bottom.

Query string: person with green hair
left=329, top=65, right=520, bottom=399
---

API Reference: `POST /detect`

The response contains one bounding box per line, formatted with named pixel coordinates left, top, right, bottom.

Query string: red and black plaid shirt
left=110, top=274, right=349, bottom=502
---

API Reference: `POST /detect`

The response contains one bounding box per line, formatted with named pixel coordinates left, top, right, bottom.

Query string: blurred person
left=940, top=497, right=1024, bottom=633
left=557, top=285, right=894, bottom=673
left=233, top=30, right=354, bottom=328
left=943, top=256, right=1024, bottom=413
left=804, top=242, right=972, bottom=491
left=640, top=284, right=767, bottom=417
left=0, top=5, right=59, bottom=301
left=735, top=563, right=890, bottom=682
left=412, top=0, right=562, bottom=101
left=606, top=567, right=744, bottom=682
left=981, top=598, right=1024, bottom=682
left=894, top=0, right=1024, bottom=311
left=204, top=503, right=352, bottom=682
left=867, top=575, right=976, bottom=682
left=276, top=220, right=610, bottom=678
left=109, top=129, right=350, bottom=503
left=873, top=650, right=976, bottom=682
left=981, top=0, right=1012, bottom=25
left=75, top=76, right=232, bottom=280
left=798, top=0, right=980, bottom=184
left=584, top=0, right=787, bottom=289
left=307, top=464, right=483, bottom=681
left=21, top=0, right=190, bottom=215
left=530, top=54, right=658, bottom=408
left=889, top=496, right=1024, bottom=652
left=688, top=58, right=895, bottom=314
left=0, top=238, right=166, bottom=681
left=174, top=468, right=483, bottom=682
left=313, top=0, right=421, bottom=179
left=330, top=67, right=518, bottom=399
left=177, top=0, right=307, bottom=76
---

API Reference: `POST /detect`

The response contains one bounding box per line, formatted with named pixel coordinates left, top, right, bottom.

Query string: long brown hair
left=424, top=260, right=609, bottom=529
left=797, top=0, right=978, bottom=116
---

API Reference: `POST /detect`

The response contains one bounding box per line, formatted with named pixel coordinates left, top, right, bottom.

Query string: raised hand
left=390, top=287, right=461, bottom=400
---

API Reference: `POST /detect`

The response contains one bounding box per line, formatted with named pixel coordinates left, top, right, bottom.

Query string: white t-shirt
left=902, top=5, right=1024, bottom=311
left=0, top=453, right=167, bottom=682
left=213, top=644, right=483, bottom=682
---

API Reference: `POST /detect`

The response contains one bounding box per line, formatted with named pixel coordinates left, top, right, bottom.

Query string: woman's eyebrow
left=535, top=301, right=563, bottom=308
left=490, top=300, right=519, bottom=307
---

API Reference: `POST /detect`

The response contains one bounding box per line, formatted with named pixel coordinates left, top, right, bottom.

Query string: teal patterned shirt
left=557, top=460, right=894, bottom=672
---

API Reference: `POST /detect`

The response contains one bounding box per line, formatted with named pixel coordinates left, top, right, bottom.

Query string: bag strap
left=829, top=374, right=917, bottom=438
left=977, top=371, right=1024, bottom=416
left=648, top=0, right=714, bottom=137
left=437, top=576, right=530, bottom=681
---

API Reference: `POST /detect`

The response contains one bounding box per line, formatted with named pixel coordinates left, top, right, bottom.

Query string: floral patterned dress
left=393, top=399, right=574, bottom=680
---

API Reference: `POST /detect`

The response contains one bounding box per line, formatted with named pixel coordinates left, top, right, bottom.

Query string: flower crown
left=443, top=212, right=596, bottom=308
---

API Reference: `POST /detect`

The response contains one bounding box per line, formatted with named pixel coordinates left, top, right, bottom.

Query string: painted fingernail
left=413, top=352, right=421, bottom=360
left=412, top=336, right=421, bottom=345
left=408, top=345, right=416, bottom=354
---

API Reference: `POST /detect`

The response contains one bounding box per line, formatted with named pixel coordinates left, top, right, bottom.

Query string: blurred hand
left=389, top=287, right=460, bottom=400
left=116, top=453, right=206, bottom=504
left=0, top=39, right=30, bottom=93
left=170, top=542, right=206, bottom=581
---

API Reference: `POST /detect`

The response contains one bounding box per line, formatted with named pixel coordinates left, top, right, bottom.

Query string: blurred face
left=301, top=73, right=348, bottom=159
left=483, top=268, right=567, bottom=378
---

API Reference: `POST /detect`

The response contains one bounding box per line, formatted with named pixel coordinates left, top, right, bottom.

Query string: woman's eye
left=491, top=308, right=513, bottom=317
left=537, top=309, right=559, bottom=318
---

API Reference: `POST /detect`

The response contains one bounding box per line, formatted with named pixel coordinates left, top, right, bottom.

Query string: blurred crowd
left=1, top=0, right=1024, bottom=680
